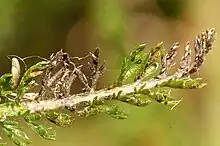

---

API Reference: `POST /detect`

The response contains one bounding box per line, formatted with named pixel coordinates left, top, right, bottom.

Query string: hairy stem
left=26, top=72, right=182, bottom=113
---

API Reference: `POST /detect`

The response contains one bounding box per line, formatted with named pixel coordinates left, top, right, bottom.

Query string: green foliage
left=76, top=97, right=128, bottom=119
left=141, top=42, right=165, bottom=80
left=104, top=105, right=128, bottom=119
left=46, top=111, right=74, bottom=127
left=117, top=44, right=148, bottom=85
left=117, top=94, right=151, bottom=107
left=1, top=120, right=31, bottom=146
left=24, top=113, right=56, bottom=140
left=0, top=34, right=213, bottom=145
left=0, top=73, right=13, bottom=99
left=147, top=88, right=181, bottom=108
left=117, top=42, right=166, bottom=85
left=115, top=42, right=205, bottom=110
left=160, top=77, right=206, bottom=89
left=77, top=104, right=128, bottom=120
left=0, top=61, right=56, bottom=145
left=156, top=0, right=186, bottom=19
left=27, top=123, right=56, bottom=140
left=0, top=103, right=27, bottom=118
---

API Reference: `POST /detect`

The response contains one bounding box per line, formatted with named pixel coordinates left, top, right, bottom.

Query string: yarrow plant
left=0, top=28, right=216, bottom=145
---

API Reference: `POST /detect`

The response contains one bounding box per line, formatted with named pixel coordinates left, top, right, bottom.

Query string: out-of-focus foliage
left=133, top=0, right=188, bottom=20
left=90, top=0, right=126, bottom=56
left=156, top=0, right=186, bottom=19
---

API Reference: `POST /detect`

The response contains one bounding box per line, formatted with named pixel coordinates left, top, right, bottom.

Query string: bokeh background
left=0, top=0, right=219, bottom=146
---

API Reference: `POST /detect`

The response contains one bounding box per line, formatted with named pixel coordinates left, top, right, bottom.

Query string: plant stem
left=26, top=72, right=182, bottom=113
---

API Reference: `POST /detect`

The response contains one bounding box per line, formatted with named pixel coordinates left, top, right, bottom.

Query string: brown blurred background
left=0, top=0, right=219, bottom=146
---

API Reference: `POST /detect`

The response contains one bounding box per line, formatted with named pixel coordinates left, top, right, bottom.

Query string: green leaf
left=77, top=104, right=127, bottom=119
left=0, top=73, right=14, bottom=99
left=160, top=77, right=206, bottom=89
left=104, top=104, right=128, bottom=119
left=149, top=42, right=166, bottom=62
left=117, top=94, right=151, bottom=107
left=117, top=44, right=149, bottom=85
left=141, top=42, right=165, bottom=78
left=145, top=88, right=181, bottom=109
left=24, top=113, right=41, bottom=122
left=76, top=106, right=100, bottom=117
left=27, top=122, right=56, bottom=141
left=2, top=120, right=31, bottom=146
left=0, top=103, right=27, bottom=118
left=0, top=73, right=13, bottom=90
left=46, top=111, right=74, bottom=127
left=148, top=88, right=172, bottom=103
left=141, top=62, right=162, bottom=81
left=2, top=120, right=18, bottom=125
left=0, top=91, right=14, bottom=99
left=24, top=112, right=56, bottom=141
left=92, top=96, right=105, bottom=105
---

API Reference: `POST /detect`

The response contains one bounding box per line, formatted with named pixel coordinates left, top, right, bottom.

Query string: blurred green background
left=0, top=0, right=219, bottom=146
